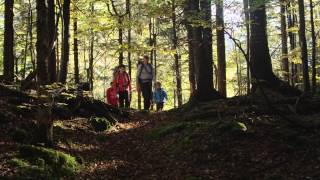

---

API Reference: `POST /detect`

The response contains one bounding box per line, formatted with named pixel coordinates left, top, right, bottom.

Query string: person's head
left=156, top=82, right=162, bottom=89
left=118, top=64, right=126, bottom=73
left=143, top=55, right=149, bottom=64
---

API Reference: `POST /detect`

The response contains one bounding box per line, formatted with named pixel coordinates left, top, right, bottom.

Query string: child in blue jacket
left=153, top=82, right=167, bottom=111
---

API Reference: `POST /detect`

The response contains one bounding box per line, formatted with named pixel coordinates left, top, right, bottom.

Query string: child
left=153, top=82, right=167, bottom=112
left=113, top=64, right=131, bottom=108
left=106, top=82, right=118, bottom=107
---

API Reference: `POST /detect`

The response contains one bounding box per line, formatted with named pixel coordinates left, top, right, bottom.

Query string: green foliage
left=9, top=145, right=82, bottom=179
left=90, top=116, right=112, bottom=132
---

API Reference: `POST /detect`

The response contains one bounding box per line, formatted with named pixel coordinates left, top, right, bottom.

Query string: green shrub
left=90, top=117, right=112, bottom=132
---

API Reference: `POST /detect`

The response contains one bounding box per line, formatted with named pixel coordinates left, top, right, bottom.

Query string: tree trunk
left=36, top=0, right=49, bottom=85
left=36, top=0, right=52, bottom=146
left=280, top=0, right=289, bottom=83
left=153, top=18, right=157, bottom=82
left=126, top=0, right=132, bottom=79
left=184, top=0, right=221, bottom=101
left=172, top=0, right=183, bottom=107
left=216, top=0, right=226, bottom=97
left=89, top=3, right=94, bottom=91
left=74, top=17, right=79, bottom=84
left=249, top=1, right=277, bottom=84
left=298, top=0, right=310, bottom=92
left=243, top=0, right=250, bottom=94
left=287, top=2, right=297, bottom=86
left=48, top=0, right=57, bottom=83
left=3, top=0, right=15, bottom=82
left=309, top=0, right=317, bottom=93
left=118, top=18, right=124, bottom=65
left=249, top=0, right=300, bottom=96
left=59, top=0, right=70, bottom=83
left=187, top=26, right=196, bottom=96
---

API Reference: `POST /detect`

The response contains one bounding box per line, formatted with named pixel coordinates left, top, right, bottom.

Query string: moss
left=150, top=122, right=189, bottom=139
left=9, top=158, right=30, bottom=168
left=96, top=134, right=108, bottom=142
left=212, top=120, right=247, bottom=135
left=11, top=128, right=31, bottom=144
left=10, top=145, right=82, bottom=179
left=90, top=117, right=112, bottom=132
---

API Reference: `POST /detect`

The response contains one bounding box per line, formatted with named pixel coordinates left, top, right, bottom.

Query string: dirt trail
left=76, top=112, right=175, bottom=179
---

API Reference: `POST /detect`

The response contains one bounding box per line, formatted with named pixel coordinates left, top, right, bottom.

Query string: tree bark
left=243, top=0, right=250, bottom=94
left=216, top=0, right=226, bottom=97
left=48, top=0, right=57, bottom=83
left=249, top=0, right=300, bottom=96
left=59, top=0, right=71, bottom=83
left=250, top=1, right=277, bottom=84
left=172, top=0, right=183, bottom=107
left=89, top=3, right=94, bottom=91
left=118, top=17, right=124, bottom=65
left=74, top=14, right=79, bottom=84
left=297, top=0, right=310, bottom=92
left=126, top=0, right=132, bottom=79
left=36, top=0, right=49, bottom=85
left=187, top=26, right=196, bottom=96
left=3, top=0, right=15, bottom=82
left=309, top=0, right=317, bottom=93
left=184, top=0, right=221, bottom=102
left=280, top=0, right=289, bottom=83
left=287, top=2, right=297, bottom=86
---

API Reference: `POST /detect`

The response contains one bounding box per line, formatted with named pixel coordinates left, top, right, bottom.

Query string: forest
left=1, top=0, right=320, bottom=179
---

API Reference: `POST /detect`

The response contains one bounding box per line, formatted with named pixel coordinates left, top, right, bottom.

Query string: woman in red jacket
left=106, top=82, right=118, bottom=107
left=113, top=65, right=131, bottom=108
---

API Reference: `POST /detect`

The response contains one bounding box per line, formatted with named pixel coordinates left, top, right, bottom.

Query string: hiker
left=114, top=64, right=131, bottom=108
left=153, top=82, right=167, bottom=112
left=106, top=82, right=118, bottom=107
left=137, top=55, right=154, bottom=110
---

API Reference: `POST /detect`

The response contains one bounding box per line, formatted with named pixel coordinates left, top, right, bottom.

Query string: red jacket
left=106, top=87, right=118, bottom=107
left=113, top=72, right=131, bottom=92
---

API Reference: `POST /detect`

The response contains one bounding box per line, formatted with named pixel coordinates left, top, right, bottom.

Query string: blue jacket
left=153, top=88, right=167, bottom=103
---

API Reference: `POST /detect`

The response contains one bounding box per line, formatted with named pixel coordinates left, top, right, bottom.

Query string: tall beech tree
left=48, top=0, right=57, bottom=83
left=243, top=0, right=250, bottom=94
left=287, top=2, right=297, bottom=86
left=297, top=0, right=310, bottom=92
left=185, top=0, right=221, bottom=101
left=280, top=0, right=289, bottom=83
left=249, top=0, right=299, bottom=95
left=309, top=0, right=317, bottom=93
left=59, top=0, right=71, bottom=83
left=3, top=0, right=14, bottom=82
left=172, top=0, right=183, bottom=107
left=216, top=0, right=226, bottom=97
left=36, top=0, right=49, bottom=85
left=74, top=16, right=79, bottom=84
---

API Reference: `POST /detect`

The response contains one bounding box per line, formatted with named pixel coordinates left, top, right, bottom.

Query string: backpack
left=138, top=64, right=153, bottom=84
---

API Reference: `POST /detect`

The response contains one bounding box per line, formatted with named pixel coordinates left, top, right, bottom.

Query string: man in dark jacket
left=137, top=55, right=154, bottom=110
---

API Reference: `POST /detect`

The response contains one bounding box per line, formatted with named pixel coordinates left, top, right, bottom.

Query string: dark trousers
left=140, top=82, right=152, bottom=110
left=119, top=90, right=130, bottom=108
left=156, top=102, right=164, bottom=111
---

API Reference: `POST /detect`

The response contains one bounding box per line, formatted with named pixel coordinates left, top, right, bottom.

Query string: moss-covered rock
left=90, top=116, right=112, bottom=132
left=9, top=145, right=82, bottom=179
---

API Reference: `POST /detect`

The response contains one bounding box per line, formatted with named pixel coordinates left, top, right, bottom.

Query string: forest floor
left=1, top=94, right=320, bottom=179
